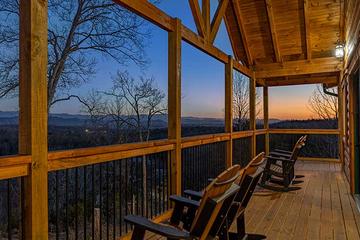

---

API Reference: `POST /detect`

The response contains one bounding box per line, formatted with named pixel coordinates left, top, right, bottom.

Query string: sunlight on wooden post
left=250, top=75, right=256, bottom=158
left=168, top=18, right=182, bottom=195
left=19, top=0, right=49, bottom=238
left=264, top=86, right=270, bottom=155
left=225, top=56, right=233, bottom=168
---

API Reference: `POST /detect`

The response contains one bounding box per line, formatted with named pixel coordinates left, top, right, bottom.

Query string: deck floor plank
left=143, top=161, right=360, bottom=240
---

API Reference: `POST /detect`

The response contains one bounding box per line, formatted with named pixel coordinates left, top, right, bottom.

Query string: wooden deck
left=243, top=161, right=360, bottom=240
left=146, top=161, right=360, bottom=240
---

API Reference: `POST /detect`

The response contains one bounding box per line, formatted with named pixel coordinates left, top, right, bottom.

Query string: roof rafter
left=188, top=0, right=206, bottom=37
left=232, top=0, right=253, bottom=65
left=304, top=0, right=311, bottom=60
left=265, top=0, right=281, bottom=63
left=202, top=0, right=211, bottom=39
left=209, top=0, right=229, bottom=43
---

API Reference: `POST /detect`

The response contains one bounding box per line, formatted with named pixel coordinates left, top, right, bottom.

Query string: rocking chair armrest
left=169, top=195, right=200, bottom=209
left=183, top=189, right=203, bottom=201
left=267, top=155, right=294, bottom=163
left=274, top=149, right=292, bottom=154
left=269, top=151, right=292, bottom=159
left=124, top=215, right=190, bottom=239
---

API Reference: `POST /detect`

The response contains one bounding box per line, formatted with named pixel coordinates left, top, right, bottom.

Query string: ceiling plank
left=255, top=57, right=343, bottom=78
left=232, top=0, right=253, bottom=65
left=265, top=0, right=281, bottom=62
left=304, top=0, right=311, bottom=60
left=202, top=0, right=211, bottom=39
left=188, top=0, right=206, bottom=37
left=209, top=0, right=229, bottom=43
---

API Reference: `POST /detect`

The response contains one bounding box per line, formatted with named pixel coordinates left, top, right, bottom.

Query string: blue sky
left=0, top=0, right=318, bottom=120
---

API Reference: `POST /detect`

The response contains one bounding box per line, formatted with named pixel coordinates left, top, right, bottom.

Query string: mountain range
left=0, top=111, right=281, bottom=128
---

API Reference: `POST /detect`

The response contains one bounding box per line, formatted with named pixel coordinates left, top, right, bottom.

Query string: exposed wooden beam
left=19, top=0, right=49, bottom=238
left=255, top=57, right=342, bottom=78
left=304, top=0, right=311, bottom=60
left=265, top=0, right=281, bottom=62
left=209, top=0, right=229, bottom=43
left=232, top=0, right=253, bottom=65
left=264, top=75, right=339, bottom=87
left=168, top=18, right=182, bottom=195
left=188, top=0, right=206, bottom=37
left=202, top=0, right=211, bottom=39
left=113, top=0, right=253, bottom=77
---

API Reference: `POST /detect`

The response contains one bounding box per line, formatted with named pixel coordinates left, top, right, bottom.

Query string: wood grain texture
left=225, top=56, right=233, bottom=167
left=19, top=0, right=49, bottom=238
left=168, top=18, right=182, bottom=195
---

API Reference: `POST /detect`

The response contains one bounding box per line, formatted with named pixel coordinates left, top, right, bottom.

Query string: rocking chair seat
left=124, top=215, right=191, bottom=239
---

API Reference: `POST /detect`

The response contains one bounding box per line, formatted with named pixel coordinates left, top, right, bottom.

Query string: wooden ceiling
left=222, top=0, right=343, bottom=86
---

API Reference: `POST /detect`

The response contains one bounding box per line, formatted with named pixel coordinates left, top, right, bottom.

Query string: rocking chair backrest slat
left=235, top=152, right=265, bottom=205
left=190, top=164, right=241, bottom=239
left=290, top=135, right=307, bottom=160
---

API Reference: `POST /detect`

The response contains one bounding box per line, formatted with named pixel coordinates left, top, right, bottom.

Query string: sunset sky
left=0, top=0, right=318, bottom=120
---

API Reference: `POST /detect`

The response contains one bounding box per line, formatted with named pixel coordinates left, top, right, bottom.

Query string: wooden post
left=250, top=75, right=256, bottom=158
left=338, top=83, right=344, bottom=164
left=225, top=56, right=233, bottom=168
left=168, top=18, right=182, bottom=195
left=264, top=86, right=270, bottom=155
left=19, top=0, right=49, bottom=239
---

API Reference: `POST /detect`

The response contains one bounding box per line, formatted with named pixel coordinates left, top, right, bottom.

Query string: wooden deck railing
left=0, top=127, right=342, bottom=238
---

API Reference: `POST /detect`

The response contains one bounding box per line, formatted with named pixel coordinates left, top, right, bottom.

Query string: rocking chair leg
left=131, top=226, right=146, bottom=240
left=295, top=174, right=305, bottom=179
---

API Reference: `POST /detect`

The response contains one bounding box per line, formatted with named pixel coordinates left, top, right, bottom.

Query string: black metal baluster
left=125, top=159, right=128, bottom=233
left=84, top=166, right=87, bottom=240
left=119, top=161, right=122, bottom=236
left=113, top=161, right=116, bottom=240
left=100, top=164, right=102, bottom=239
left=106, top=163, right=109, bottom=240
left=65, top=169, right=69, bottom=240
left=56, top=171, right=59, bottom=240
left=154, top=155, right=157, bottom=216
left=75, top=168, right=78, bottom=240
left=7, top=179, right=11, bottom=240
left=157, top=155, right=161, bottom=215
left=149, top=156, right=153, bottom=218
left=135, top=157, right=139, bottom=215
left=92, top=165, right=95, bottom=240
left=162, top=153, right=166, bottom=212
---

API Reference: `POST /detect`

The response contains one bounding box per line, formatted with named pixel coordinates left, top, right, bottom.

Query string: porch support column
left=225, top=56, right=233, bottom=168
left=264, top=86, right=270, bottom=155
left=168, top=18, right=182, bottom=195
left=19, top=0, right=49, bottom=239
left=250, top=75, right=257, bottom=158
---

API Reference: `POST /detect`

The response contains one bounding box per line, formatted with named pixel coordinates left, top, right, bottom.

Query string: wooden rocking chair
left=183, top=153, right=267, bottom=240
left=124, top=165, right=241, bottom=240
left=259, top=136, right=307, bottom=192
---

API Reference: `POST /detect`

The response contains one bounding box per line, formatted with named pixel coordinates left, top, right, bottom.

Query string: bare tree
left=308, top=85, right=338, bottom=120
left=82, top=71, right=166, bottom=217
left=105, top=71, right=167, bottom=142
left=0, top=0, right=151, bottom=110
left=233, top=71, right=261, bottom=131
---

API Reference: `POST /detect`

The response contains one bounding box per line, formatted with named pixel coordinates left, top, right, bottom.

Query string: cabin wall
left=343, top=0, right=360, bottom=193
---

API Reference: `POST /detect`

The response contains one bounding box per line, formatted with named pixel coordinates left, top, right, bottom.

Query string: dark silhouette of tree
left=0, top=0, right=152, bottom=110
left=308, top=85, right=338, bottom=120
left=233, top=71, right=261, bottom=131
